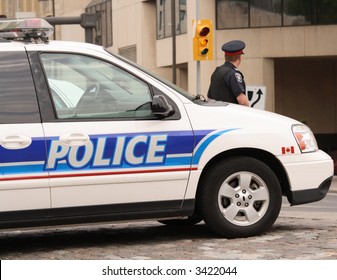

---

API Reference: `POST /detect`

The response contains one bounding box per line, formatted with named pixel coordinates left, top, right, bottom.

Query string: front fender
left=193, top=128, right=298, bottom=170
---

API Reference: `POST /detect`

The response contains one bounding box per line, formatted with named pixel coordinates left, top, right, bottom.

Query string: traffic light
left=193, top=19, right=213, bottom=61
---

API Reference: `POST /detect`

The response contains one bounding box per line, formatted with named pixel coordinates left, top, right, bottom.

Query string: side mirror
left=152, top=95, right=174, bottom=118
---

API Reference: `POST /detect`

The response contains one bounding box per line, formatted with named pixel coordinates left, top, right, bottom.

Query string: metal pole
left=171, top=0, right=177, bottom=84
left=44, top=16, right=81, bottom=25
left=196, top=0, right=200, bottom=97
left=44, top=14, right=97, bottom=44
left=52, top=0, right=55, bottom=18
left=52, top=0, right=56, bottom=39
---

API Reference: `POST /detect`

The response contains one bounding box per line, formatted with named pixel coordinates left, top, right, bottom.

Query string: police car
left=0, top=18, right=333, bottom=238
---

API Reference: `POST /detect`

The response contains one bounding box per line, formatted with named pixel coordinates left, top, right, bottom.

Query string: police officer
left=207, top=40, right=250, bottom=106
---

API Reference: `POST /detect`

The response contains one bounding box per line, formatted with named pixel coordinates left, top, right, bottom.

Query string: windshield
left=104, top=49, right=197, bottom=101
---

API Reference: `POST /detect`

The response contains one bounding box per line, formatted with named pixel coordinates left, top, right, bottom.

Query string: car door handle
left=59, top=133, right=90, bottom=146
left=0, top=135, right=32, bottom=150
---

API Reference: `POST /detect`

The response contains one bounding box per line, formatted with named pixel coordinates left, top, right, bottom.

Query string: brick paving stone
left=0, top=214, right=336, bottom=260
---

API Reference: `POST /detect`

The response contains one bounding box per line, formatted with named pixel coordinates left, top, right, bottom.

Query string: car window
left=40, top=53, right=153, bottom=119
left=0, top=52, right=40, bottom=124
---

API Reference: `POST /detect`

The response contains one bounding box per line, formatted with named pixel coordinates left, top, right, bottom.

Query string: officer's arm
left=237, top=93, right=250, bottom=106
left=227, top=71, right=250, bottom=106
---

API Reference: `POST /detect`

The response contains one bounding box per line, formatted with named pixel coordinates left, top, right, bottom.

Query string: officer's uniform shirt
left=207, top=61, right=246, bottom=103
left=225, top=62, right=246, bottom=99
left=207, top=39, right=246, bottom=104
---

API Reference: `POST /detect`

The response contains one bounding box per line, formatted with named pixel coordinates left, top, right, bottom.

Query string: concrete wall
left=111, top=0, right=157, bottom=70
left=54, top=0, right=91, bottom=42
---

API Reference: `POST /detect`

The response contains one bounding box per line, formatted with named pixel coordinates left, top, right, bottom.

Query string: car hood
left=185, top=101, right=302, bottom=132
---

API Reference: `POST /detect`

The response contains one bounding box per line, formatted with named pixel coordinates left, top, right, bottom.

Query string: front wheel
left=198, top=157, right=282, bottom=238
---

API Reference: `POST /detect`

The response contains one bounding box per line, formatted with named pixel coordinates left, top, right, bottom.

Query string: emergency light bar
left=0, top=18, right=54, bottom=42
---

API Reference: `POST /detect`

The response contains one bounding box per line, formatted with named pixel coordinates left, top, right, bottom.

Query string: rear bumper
left=289, top=176, right=332, bottom=206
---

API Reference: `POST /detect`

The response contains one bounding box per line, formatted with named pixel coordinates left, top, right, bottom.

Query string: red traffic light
left=199, top=26, right=210, bottom=36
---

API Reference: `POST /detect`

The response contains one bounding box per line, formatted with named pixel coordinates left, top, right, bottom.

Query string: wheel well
left=198, top=148, right=291, bottom=199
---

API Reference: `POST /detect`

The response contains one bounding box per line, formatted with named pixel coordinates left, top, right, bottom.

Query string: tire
left=198, top=156, right=282, bottom=238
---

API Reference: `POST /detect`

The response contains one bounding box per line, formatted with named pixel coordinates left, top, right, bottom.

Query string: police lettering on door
left=46, top=133, right=171, bottom=171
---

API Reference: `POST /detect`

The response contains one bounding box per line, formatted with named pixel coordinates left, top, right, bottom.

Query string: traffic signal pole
left=196, top=0, right=201, bottom=98
left=194, top=1, right=213, bottom=98
left=44, top=13, right=97, bottom=44
left=171, top=0, right=177, bottom=85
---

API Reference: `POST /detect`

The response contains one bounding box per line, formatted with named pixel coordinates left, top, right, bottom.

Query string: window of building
left=283, top=0, right=312, bottom=26
left=156, top=0, right=187, bottom=39
left=217, top=0, right=337, bottom=29
left=217, top=0, right=249, bottom=29
left=316, top=0, right=337, bottom=24
left=250, top=0, right=282, bottom=27
left=86, top=0, right=112, bottom=47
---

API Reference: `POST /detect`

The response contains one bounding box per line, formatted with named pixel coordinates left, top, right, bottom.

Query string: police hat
left=222, top=40, right=245, bottom=56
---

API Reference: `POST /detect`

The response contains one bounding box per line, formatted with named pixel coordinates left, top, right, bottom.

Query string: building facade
left=1, top=0, right=337, bottom=153
left=0, top=0, right=54, bottom=18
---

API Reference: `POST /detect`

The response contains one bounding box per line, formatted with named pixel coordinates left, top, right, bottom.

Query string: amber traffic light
left=193, top=19, right=213, bottom=61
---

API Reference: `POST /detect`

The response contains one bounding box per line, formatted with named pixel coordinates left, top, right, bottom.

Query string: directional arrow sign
left=246, top=85, right=266, bottom=110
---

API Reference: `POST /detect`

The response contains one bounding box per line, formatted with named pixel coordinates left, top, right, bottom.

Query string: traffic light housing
left=193, top=19, right=213, bottom=61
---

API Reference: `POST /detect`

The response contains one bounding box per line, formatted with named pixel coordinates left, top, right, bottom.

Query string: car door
left=0, top=50, right=50, bottom=223
left=34, top=51, right=194, bottom=218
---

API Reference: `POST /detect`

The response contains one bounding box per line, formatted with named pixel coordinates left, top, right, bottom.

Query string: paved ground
left=0, top=177, right=336, bottom=260
left=0, top=212, right=336, bottom=260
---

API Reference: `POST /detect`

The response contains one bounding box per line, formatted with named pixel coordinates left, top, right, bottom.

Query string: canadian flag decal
left=282, top=146, right=295, bottom=154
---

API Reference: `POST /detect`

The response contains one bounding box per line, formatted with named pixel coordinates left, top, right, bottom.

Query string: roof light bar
left=0, top=18, right=54, bottom=42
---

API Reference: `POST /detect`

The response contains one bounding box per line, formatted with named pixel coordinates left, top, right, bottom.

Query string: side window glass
left=0, top=52, right=40, bottom=124
left=40, top=53, right=153, bottom=119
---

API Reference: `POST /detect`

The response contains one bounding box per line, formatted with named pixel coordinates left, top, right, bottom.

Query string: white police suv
left=0, top=19, right=333, bottom=238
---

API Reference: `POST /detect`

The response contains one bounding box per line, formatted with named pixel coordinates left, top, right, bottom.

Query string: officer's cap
left=222, top=40, right=246, bottom=56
